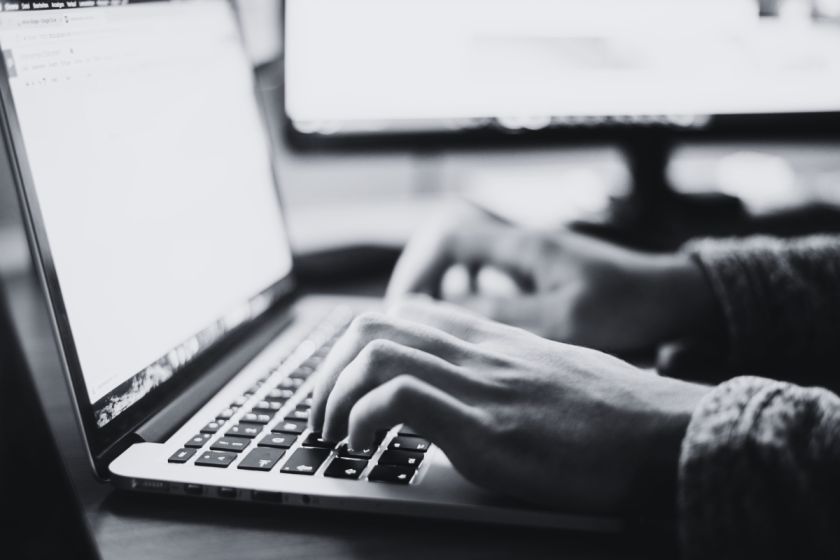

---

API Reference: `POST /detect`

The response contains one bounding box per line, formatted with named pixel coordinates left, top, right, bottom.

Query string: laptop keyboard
left=167, top=309, right=430, bottom=485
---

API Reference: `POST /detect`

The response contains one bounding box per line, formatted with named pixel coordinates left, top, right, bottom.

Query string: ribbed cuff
left=678, top=376, right=840, bottom=559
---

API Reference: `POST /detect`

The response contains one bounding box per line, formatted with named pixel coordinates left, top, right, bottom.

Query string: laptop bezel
left=0, top=0, right=298, bottom=478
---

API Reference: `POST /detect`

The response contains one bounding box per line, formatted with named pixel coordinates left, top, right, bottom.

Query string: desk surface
left=11, top=271, right=674, bottom=560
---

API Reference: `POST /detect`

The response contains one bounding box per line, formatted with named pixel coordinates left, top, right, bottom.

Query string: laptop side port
left=251, top=490, right=284, bottom=503
left=131, top=479, right=169, bottom=493
left=184, top=484, right=203, bottom=496
left=217, top=487, right=237, bottom=499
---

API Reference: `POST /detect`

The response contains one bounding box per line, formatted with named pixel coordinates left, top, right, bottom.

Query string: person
left=309, top=203, right=840, bottom=558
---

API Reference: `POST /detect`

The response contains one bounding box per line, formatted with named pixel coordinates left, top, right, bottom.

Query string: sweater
left=679, top=236, right=840, bottom=558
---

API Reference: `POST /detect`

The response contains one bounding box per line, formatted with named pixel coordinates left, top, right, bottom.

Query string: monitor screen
left=0, top=0, right=293, bottom=427
left=285, top=0, right=840, bottom=136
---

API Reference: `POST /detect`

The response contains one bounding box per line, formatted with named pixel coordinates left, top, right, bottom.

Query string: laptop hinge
left=133, top=306, right=296, bottom=444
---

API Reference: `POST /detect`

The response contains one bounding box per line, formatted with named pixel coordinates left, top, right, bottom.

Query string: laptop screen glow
left=0, top=0, right=293, bottom=426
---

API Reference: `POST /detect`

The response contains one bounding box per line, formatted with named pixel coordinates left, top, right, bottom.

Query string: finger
left=386, top=218, right=544, bottom=301
left=322, top=339, right=471, bottom=442
left=309, top=311, right=474, bottom=431
left=346, top=374, right=474, bottom=452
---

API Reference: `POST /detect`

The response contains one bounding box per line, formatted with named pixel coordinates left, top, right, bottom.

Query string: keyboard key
left=168, top=448, right=196, bottom=464
left=227, top=424, right=262, bottom=438
left=217, top=408, right=235, bottom=420
left=289, top=365, right=315, bottom=380
left=281, top=448, right=330, bottom=475
left=252, top=400, right=283, bottom=413
left=232, top=395, right=248, bottom=407
left=273, top=419, right=306, bottom=434
left=201, top=421, right=222, bottom=434
left=238, top=447, right=285, bottom=471
left=277, top=377, right=304, bottom=389
left=398, top=427, right=421, bottom=437
left=266, top=388, right=294, bottom=401
left=324, top=457, right=367, bottom=480
left=185, top=433, right=211, bottom=448
left=288, top=408, right=310, bottom=421
left=258, top=433, right=296, bottom=449
left=210, top=436, right=251, bottom=453
left=301, top=432, right=337, bottom=449
left=195, top=450, right=236, bottom=468
left=379, top=450, right=424, bottom=468
left=337, top=444, right=375, bottom=459
left=241, top=412, right=272, bottom=425
left=388, top=436, right=430, bottom=453
left=368, top=465, right=415, bottom=484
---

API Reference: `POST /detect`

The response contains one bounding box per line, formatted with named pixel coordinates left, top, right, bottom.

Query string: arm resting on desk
left=679, top=376, right=840, bottom=559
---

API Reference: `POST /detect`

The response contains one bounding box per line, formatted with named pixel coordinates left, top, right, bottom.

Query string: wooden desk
left=5, top=270, right=675, bottom=560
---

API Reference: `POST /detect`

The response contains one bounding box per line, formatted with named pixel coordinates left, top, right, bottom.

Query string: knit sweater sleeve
left=678, top=376, right=840, bottom=559
left=684, top=235, right=840, bottom=376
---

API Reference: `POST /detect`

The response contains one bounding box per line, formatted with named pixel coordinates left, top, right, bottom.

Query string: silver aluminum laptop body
left=0, top=0, right=619, bottom=532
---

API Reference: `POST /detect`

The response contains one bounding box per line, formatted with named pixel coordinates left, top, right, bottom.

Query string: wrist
left=627, top=379, right=710, bottom=516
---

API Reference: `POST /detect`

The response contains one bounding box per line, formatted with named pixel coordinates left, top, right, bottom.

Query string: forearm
left=683, top=235, right=840, bottom=380
left=678, top=376, right=840, bottom=559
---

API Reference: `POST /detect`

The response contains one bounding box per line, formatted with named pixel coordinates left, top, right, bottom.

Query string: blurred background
left=5, top=0, right=840, bottom=274
left=232, top=0, right=840, bottom=272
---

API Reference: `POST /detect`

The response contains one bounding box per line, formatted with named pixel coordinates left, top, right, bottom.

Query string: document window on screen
left=0, top=0, right=293, bottom=426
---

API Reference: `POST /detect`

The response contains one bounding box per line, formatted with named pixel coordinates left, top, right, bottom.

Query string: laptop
left=0, top=0, right=617, bottom=531
left=0, top=286, right=100, bottom=560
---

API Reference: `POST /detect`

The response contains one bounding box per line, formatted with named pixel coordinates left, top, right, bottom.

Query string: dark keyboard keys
left=217, top=408, right=235, bottom=420
left=273, top=419, right=306, bottom=434
left=368, top=465, right=415, bottom=484
left=185, top=433, right=211, bottom=448
left=241, top=412, right=272, bottom=425
left=195, top=450, right=236, bottom=468
left=287, top=408, right=309, bottom=421
left=238, top=447, right=285, bottom=471
left=289, top=366, right=314, bottom=380
left=252, top=400, right=282, bottom=413
left=258, top=433, right=296, bottom=449
left=227, top=424, right=262, bottom=438
left=266, top=388, right=294, bottom=401
left=324, top=457, right=367, bottom=480
left=210, top=436, right=251, bottom=453
left=379, top=450, right=424, bottom=468
left=388, top=436, right=430, bottom=453
left=337, top=443, right=376, bottom=459
left=398, top=427, right=421, bottom=437
left=280, top=448, right=330, bottom=475
left=301, top=432, right=337, bottom=449
left=277, top=377, right=304, bottom=389
left=201, top=421, right=222, bottom=434
left=168, top=448, right=196, bottom=464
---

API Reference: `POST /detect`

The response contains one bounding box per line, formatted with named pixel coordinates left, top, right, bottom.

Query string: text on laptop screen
left=0, top=0, right=293, bottom=426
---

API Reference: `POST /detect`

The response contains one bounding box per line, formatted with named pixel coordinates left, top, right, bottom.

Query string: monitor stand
left=575, top=131, right=748, bottom=251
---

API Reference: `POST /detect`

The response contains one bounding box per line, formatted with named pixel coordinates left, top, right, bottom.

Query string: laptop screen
left=0, top=0, right=293, bottom=428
